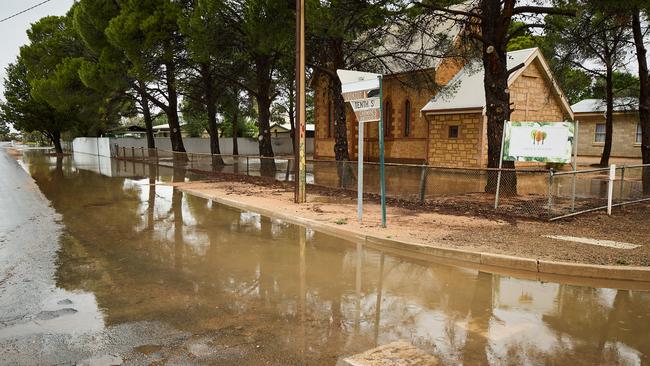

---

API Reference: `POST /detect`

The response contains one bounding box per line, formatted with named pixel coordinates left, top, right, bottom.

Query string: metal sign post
left=337, top=69, right=385, bottom=227
left=494, top=120, right=508, bottom=209
left=378, top=75, right=386, bottom=228
left=357, top=120, right=364, bottom=222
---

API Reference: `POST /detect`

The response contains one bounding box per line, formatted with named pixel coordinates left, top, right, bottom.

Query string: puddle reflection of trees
left=24, top=153, right=650, bottom=365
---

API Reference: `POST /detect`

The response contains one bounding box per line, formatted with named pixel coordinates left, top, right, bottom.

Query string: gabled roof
left=421, top=47, right=574, bottom=119
left=269, top=122, right=315, bottom=132
left=571, top=98, right=638, bottom=114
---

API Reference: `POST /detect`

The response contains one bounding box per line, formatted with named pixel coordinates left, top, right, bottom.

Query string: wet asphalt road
left=0, top=146, right=187, bottom=365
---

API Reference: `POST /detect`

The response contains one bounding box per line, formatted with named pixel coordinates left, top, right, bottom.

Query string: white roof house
left=421, top=47, right=574, bottom=119
left=571, top=98, right=638, bottom=114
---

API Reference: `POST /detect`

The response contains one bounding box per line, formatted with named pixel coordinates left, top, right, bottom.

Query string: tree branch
left=512, top=6, right=576, bottom=17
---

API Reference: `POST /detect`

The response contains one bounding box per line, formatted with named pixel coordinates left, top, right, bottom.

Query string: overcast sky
left=0, top=0, right=75, bottom=98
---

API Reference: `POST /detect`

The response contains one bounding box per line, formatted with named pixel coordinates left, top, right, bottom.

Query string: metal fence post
left=285, top=159, right=292, bottom=181
left=418, top=164, right=428, bottom=203
left=141, top=147, right=145, bottom=161
left=122, top=146, right=125, bottom=158
left=547, top=168, right=555, bottom=216
left=131, top=147, right=135, bottom=159
left=619, top=165, right=626, bottom=201
left=246, top=156, right=250, bottom=175
left=607, top=164, right=616, bottom=215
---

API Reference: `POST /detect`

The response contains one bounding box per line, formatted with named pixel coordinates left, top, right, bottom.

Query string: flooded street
left=1, top=147, right=650, bottom=365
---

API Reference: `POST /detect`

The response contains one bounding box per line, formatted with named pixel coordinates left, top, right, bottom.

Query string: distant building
left=269, top=122, right=315, bottom=138
left=313, top=47, right=574, bottom=167
left=572, top=98, right=642, bottom=159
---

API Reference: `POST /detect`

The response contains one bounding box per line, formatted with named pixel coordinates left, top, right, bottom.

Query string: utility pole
left=294, top=0, right=306, bottom=203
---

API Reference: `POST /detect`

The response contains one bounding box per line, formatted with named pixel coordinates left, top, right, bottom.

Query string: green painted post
left=378, top=75, right=386, bottom=228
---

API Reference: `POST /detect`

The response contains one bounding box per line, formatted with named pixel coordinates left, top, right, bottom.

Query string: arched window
left=327, top=100, right=333, bottom=138
left=404, top=100, right=411, bottom=137
left=384, top=100, right=392, bottom=138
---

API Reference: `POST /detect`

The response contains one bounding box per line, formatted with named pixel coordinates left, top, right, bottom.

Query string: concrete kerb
left=177, top=186, right=650, bottom=284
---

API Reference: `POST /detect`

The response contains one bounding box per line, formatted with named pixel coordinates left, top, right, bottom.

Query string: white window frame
left=636, top=123, right=642, bottom=144
left=594, top=123, right=606, bottom=143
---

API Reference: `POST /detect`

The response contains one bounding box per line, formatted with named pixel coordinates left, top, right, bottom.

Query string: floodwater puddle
left=5, top=151, right=650, bottom=365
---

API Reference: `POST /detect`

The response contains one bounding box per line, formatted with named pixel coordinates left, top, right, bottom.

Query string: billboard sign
left=503, top=121, right=575, bottom=163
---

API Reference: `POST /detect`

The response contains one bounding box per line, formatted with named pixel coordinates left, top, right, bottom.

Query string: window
left=384, top=100, right=392, bottom=137
left=595, top=123, right=606, bottom=143
left=327, top=100, right=333, bottom=138
left=449, top=125, right=459, bottom=139
left=404, top=100, right=411, bottom=137
left=636, top=123, right=642, bottom=144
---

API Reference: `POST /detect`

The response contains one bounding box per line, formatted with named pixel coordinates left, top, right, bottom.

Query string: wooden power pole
left=294, top=0, right=306, bottom=203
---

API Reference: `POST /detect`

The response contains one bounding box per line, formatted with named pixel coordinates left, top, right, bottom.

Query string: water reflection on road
left=13, top=152, right=650, bottom=364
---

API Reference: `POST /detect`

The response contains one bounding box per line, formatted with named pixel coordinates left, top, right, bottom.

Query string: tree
left=307, top=0, right=435, bottom=161
left=179, top=0, right=229, bottom=165
left=106, top=0, right=187, bottom=154
left=74, top=0, right=156, bottom=150
left=418, top=0, right=576, bottom=192
left=630, top=5, right=650, bottom=193
left=0, top=118, right=11, bottom=141
left=507, top=23, right=594, bottom=105
left=208, top=0, right=294, bottom=174
left=1, top=60, right=73, bottom=153
left=547, top=2, right=631, bottom=167
left=20, top=12, right=120, bottom=138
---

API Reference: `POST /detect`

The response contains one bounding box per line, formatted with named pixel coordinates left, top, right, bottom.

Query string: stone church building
left=312, top=47, right=574, bottom=168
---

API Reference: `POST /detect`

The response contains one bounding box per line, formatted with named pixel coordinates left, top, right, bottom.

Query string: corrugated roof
left=421, top=48, right=537, bottom=113
left=571, top=98, right=638, bottom=114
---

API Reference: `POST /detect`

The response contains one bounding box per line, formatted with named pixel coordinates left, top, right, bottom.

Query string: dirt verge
left=171, top=173, right=650, bottom=268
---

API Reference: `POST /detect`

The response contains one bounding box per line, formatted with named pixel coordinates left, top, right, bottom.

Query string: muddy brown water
left=2, top=150, right=650, bottom=365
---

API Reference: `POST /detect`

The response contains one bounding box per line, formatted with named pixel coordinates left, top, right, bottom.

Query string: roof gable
left=421, top=48, right=574, bottom=119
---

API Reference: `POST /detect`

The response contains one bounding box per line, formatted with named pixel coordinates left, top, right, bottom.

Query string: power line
left=0, top=0, right=53, bottom=24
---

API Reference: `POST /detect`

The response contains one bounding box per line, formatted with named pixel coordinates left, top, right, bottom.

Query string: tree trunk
left=329, top=75, right=350, bottom=161
left=600, top=63, right=614, bottom=167
left=288, top=80, right=297, bottom=153
left=232, top=109, right=239, bottom=155
left=138, top=81, right=155, bottom=149
left=51, top=130, right=63, bottom=154
left=481, top=0, right=516, bottom=194
left=165, top=59, right=186, bottom=154
left=201, top=63, right=224, bottom=168
left=255, top=55, right=276, bottom=176
left=632, top=9, right=650, bottom=194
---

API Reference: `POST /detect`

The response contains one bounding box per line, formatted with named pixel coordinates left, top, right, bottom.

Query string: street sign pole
left=294, top=0, right=306, bottom=203
left=357, top=121, right=364, bottom=222
left=378, top=76, right=386, bottom=228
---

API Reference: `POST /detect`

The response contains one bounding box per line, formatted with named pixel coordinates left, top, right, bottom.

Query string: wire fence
left=110, top=145, right=650, bottom=220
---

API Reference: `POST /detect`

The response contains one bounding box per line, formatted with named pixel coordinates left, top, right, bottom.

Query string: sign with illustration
left=503, top=121, right=575, bottom=163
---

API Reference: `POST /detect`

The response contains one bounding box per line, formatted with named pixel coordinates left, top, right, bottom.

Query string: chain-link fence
left=110, top=145, right=650, bottom=220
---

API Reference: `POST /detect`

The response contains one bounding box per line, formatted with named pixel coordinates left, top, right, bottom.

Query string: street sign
left=354, top=109, right=381, bottom=123
left=350, top=97, right=380, bottom=111
left=337, top=69, right=386, bottom=228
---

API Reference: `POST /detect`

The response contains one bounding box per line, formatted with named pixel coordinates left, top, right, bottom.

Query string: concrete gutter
left=178, top=187, right=650, bottom=286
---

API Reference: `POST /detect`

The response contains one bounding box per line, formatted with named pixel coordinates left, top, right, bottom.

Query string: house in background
left=571, top=98, right=642, bottom=159
left=269, top=122, right=315, bottom=138
left=313, top=47, right=574, bottom=167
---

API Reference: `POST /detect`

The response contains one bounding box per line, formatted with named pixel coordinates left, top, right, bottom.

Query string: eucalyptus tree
left=546, top=1, right=631, bottom=167
left=106, top=0, right=188, bottom=153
